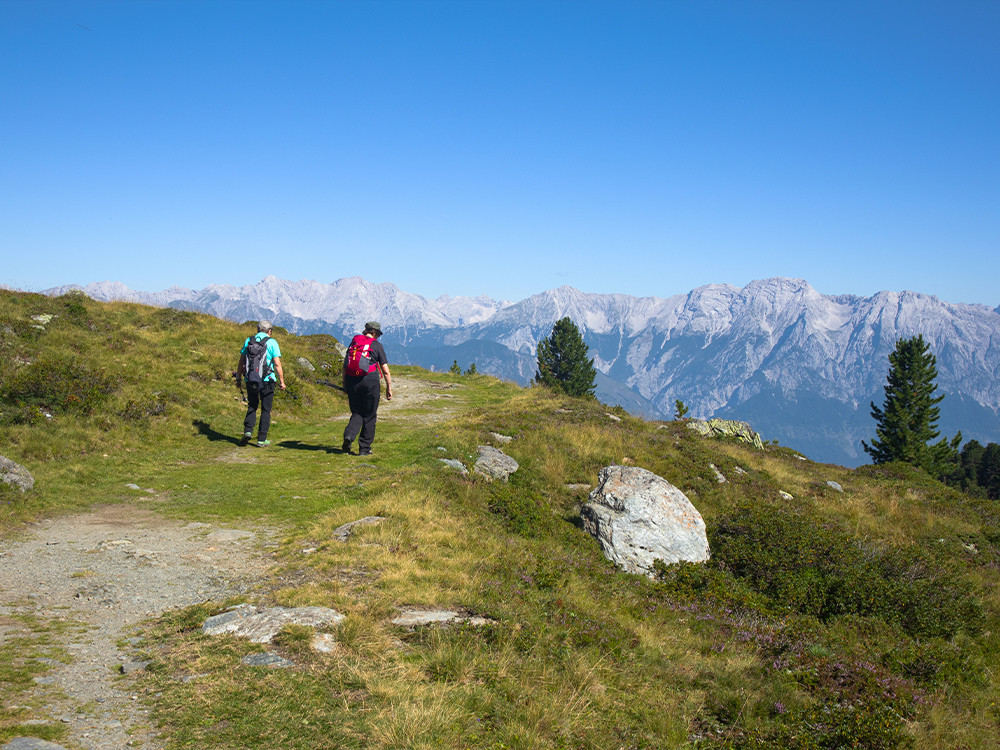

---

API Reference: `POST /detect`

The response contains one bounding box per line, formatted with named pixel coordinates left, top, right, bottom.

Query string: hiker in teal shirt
left=237, top=320, right=286, bottom=447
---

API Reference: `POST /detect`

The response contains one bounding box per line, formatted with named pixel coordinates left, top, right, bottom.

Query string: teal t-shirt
left=241, top=333, right=281, bottom=382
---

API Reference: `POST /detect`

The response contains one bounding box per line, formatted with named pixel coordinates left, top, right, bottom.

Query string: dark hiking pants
left=244, top=381, right=276, bottom=441
left=344, top=373, right=381, bottom=452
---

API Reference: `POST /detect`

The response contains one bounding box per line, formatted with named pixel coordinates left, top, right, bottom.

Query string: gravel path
left=0, top=504, right=275, bottom=750
left=0, top=373, right=457, bottom=750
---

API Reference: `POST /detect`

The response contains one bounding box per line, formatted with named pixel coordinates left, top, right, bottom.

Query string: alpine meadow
left=2, top=288, right=1000, bottom=750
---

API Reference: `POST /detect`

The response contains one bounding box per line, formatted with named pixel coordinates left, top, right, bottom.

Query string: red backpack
left=344, top=334, right=379, bottom=376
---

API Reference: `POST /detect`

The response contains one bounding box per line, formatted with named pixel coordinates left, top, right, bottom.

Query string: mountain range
left=43, top=276, right=1000, bottom=467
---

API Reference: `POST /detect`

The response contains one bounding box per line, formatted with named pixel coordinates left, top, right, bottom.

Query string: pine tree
left=862, top=334, right=961, bottom=476
left=465, top=362, right=478, bottom=375
left=449, top=360, right=461, bottom=375
left=535, top=317, right=597, bottom=398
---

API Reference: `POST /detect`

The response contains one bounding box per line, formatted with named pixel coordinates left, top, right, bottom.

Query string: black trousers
left=244, top=381, right=276, bottom=441
left=343, top=373, right=381, bottom=451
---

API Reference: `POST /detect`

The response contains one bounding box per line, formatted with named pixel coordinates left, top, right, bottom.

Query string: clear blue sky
left=3, top=0, right=998, bottom=305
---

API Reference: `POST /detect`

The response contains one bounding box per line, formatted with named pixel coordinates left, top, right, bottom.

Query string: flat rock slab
left=473, top=445, right=519, bottom=482
left=242, top=652, right=294, bottom=668
left=202, top=604, right=344, bottom=643
left=391, top=608, right=494, bottom=628
left=333, top=516, right=386, bottom=541
left=439, top=458, right=468, bottom=475
left=2, top=740, right=70, bottom=750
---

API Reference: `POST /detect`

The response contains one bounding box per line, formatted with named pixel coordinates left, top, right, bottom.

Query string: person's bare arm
left=273, top=357, right=286, bottom=390
left=380, top=363, right=393, bottom=400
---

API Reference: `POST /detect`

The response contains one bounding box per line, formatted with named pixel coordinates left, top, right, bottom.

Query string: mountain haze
left=45, top=276, right=1000, bottom=466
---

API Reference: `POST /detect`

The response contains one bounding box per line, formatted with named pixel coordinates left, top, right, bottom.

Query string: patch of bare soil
left=0, top=505, right=276, bottom=750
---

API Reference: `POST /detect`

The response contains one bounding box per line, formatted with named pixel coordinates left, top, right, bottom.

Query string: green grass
left=2, top=288, right=1000, bottom=749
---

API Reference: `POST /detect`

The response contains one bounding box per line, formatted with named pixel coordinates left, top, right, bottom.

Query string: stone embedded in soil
left=473, top=445, right=518, bottom=482
left=1, top=739, right=71, bottom=750
left=332, top=516, right=387, bottom=542
left=241, top=652, right=294, bottom=668
left=391, top=608, right=495, bottom=628
left=201, top=604, right=344, bottom=643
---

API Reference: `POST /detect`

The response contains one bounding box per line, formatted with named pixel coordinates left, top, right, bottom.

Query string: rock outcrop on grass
left=201, top=604, right=344, bottom=644
left=333, top=516, right=386, bottom=541
left=474, top=445, right=519, bottom=482
left=686, top=418, right=765, bottom=450
left=0, top=455, right=34, bottom=492
left=581, top=465, right=710, bottom=576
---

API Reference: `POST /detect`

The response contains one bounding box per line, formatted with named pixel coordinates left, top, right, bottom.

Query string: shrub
left=709, top=503, right=981, bottom=638
left=1, top=357, right=117, bottom=422
left=484, top=478, right=549, bottom=536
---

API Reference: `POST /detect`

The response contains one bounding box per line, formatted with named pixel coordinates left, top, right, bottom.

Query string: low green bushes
left=709, top=502, right=982, bottom=638
left=1, top=357, right=117, bottom=425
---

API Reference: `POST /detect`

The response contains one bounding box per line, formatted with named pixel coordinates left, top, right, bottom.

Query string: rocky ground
left=0, top=505, right=275, bottom=750
left=0, top=375, right=462, bottom=750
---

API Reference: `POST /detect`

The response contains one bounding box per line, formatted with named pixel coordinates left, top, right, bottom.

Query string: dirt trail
left=0, top=374, right=458, bottom=750
left=1, top=505, right=273, bottom=749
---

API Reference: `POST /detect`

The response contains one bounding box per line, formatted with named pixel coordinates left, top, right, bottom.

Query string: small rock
left=473, top=445, right=519, bottom=482
left=332, top=516, right=386, bottom=542
left=311, top=633, right=337, bottom=653
left=779, top=491, right=794, bottom=500
left=826, top=481, right=844, bottom=493
left=439, top=458, right=468, bottom=475
left=489, top=432, right=513, bottom=444
left=296, top=357, right=316, bottom=371
left=0, top=455, right=35, bottom=492
left=391, top=608, right=494, bottom=628
left=709, top=463, right=727, bottom=484
left=120, top=660, right=152, bottom=674
left=564, top=483, right=591, bottom=491
left=605, top=413, right=622, bottom=422
left=1, top=739, right=71, bottom=750
left=241, top=652, right=294, bottom=669
left=125, top=483, right=141, bottom=490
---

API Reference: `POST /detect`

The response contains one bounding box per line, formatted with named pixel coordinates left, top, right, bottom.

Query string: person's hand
left=280, top=382, right=287, bottom=391
left=385, top=388, right=393, bottom=401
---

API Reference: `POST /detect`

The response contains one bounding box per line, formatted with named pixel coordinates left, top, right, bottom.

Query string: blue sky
left=3, top=0, right=998, bottom=305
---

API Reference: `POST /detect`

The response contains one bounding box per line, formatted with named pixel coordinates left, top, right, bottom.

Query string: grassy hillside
left=2, top=288, right=999, bottom=749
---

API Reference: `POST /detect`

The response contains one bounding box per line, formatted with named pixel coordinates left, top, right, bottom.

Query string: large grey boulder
left=474, top=445, right=519, bottom=482
left=0, top=456, right=34, bottom=492
left=581, top=465, right=710, bottom=576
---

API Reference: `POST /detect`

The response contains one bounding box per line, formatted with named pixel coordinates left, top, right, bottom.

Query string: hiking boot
left=240, top=432, right=252, bottom=446
left=359, top=448, right=373, bottom=456
left=341, top=438, right=352, bottom=454
left=256, top=440, right=271, bottom=448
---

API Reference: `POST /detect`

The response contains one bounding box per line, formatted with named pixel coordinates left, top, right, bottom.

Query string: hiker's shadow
left=192, top=420, right=241, bottom=445
left=279, top=440, right=339, bottom=454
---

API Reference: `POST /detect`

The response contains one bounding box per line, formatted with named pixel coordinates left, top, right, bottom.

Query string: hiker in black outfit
left=341, top=321, right=393, bottom=456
